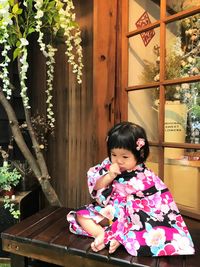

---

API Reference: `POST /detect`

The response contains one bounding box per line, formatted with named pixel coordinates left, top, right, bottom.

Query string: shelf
left=165, top=158, right=200, bottom=168
left=0, top=191, right=32, bottom=203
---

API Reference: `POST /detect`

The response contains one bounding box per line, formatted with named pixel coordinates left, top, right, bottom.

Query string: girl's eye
left=123, top=156, right=128, bottom=159
left=111, top=154, right=116, bottom=157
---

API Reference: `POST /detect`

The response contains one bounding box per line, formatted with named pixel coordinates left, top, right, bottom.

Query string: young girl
left=67, top=121, right=195, bottom=256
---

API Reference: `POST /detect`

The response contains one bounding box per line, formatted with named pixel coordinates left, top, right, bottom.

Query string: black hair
left=106, top=121, right=149, bottom=164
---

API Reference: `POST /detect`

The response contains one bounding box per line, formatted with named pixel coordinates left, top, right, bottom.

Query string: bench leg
left=10, top=254, right=28, bottom=267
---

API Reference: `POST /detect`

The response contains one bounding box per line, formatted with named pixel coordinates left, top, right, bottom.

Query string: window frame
left=118, top=0, right=200, bottom=219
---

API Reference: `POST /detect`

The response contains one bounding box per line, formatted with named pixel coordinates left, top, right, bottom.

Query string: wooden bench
left=1, top=206, right=200, bottom=267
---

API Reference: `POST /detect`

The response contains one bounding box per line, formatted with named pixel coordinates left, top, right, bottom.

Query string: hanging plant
left=0, top=0, right=84, bottom=207
left=0, top=0, right=83, bottom=127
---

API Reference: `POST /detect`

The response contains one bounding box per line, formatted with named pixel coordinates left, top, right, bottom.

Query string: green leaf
left=9, top=0, right=14, bottom=7
left=12, top=3, right=19, bottom=14
left=16, top=8, right=23, bottom=15
left=47, top=1, right=56, bottom=10
left=16, top=40, right=21, bottom=47
left=28, top=28, right=35, bottom=34
left=13, top=47, right=21, bottom=61
left=27, top=0, right=33, bottom=9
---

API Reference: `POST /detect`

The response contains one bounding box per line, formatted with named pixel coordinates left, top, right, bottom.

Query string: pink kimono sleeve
left=87, top=157, right=113, bottom=205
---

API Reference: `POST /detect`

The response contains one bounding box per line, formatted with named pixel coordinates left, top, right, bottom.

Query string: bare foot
left=91, top=232, right=105, bottom=252
left=109, top=239, right=120, bottom=254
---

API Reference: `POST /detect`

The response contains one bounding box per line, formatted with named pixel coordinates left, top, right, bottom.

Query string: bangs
left=107, top=131, right=135, bottom=152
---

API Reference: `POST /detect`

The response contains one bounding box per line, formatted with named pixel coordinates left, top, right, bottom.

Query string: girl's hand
left=108, top=163, right=121, bottom=180
left=94, top=163, right=121, bottom=190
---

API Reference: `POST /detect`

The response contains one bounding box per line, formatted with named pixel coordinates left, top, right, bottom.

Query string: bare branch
left=0, top=88, right=41, bottom=178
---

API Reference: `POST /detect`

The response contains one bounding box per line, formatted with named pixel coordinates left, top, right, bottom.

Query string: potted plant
left=0, top=161, right=22, bottom=194
left=0, top=161, right=22, bottom=219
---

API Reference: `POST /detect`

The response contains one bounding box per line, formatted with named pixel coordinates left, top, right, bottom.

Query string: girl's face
left=110, top=148, right=137, bottom=172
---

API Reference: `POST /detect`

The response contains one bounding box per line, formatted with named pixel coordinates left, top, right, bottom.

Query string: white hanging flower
left=0, top=0, right=12, bottom=99
left=18, top=38, right=30, bottom=109
left=55, top=0, right=83, bottom=84
left=20, top=38, right=29, bottom=47
left=1, top=0, right=84, bottom=130
left=45, top=44, right=57, bottom=128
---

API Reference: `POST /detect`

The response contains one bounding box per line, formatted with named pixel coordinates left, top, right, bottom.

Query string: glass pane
left=129, top=0, right=160, bottom=32
left=166, top=14, right=200, bottom=80
left=166, top=0, right=200, bottom=15
left=128, top=89, right=159, bottom=142
left=164, top=148, right=200, bottom=215
left=165, top=82, right=200, bottom=144
left=146, top=146, right=159, bottom=174
left=128, top=28, right=160, bottom=86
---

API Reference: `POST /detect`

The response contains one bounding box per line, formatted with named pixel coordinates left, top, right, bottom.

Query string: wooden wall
left=93, top=0, right=118, bottom=160
left=30, top=0, right=121, bottom=208
left=49, top=0, right=95, bottom=208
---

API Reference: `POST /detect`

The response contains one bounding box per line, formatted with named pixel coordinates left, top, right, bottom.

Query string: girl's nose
left=117, top=158, right=123, bottom=164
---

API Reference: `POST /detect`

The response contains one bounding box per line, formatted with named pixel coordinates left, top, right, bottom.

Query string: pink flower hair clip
left=136, top=138, right=145, bottom=151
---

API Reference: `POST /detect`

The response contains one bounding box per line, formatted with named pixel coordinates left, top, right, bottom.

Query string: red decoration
left=135, top=11, right=155, bottom=46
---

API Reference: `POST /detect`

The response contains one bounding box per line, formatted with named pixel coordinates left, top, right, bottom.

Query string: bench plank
left=1, top=206, right=198, bottom=267
left=32, top=210, right=68, bottom=242
left=2, top=206, right=58, bottom=237
left=88, top=247, right=111, bottom=261
left=15, top=207, right=66, bottom=239
left=67, top=235, right=92, bottom=256
left=51, top=228, right=77, bottom=249
left=185, top=230, right=200, bottom=267
left=158, top=256, right=185, bottom=267
left=108, top=248, right=133, bottom=265
left=131, top=257, right=157, bottom=267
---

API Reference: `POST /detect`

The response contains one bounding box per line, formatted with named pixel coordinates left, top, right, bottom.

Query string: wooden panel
left=29, top=1, right=119, bottom=209
left=93, top=0, right=118, bottom=161
left=47, top=42, right=70, bottom=207
left=46, top=0, right=119, bottom=209
left=45, top=0, right=95, bottom=209
left=66, top=0, right=94, bottom=208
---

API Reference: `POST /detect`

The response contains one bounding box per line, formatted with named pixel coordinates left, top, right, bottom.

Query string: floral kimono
left=67, top=158, right=195, bottom=256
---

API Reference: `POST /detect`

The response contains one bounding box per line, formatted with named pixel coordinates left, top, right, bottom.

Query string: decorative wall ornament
left=135, top=11, right=155, bottom=46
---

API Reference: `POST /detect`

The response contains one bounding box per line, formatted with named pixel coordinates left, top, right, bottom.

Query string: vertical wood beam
left=93, top=0, right=118, bottom=161
left=158, top=0, right=167, bottom=179
left=115, top=0, right=128, bottom=122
